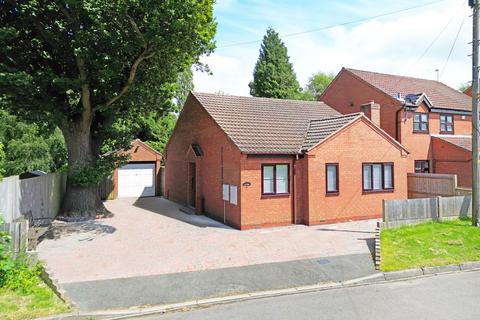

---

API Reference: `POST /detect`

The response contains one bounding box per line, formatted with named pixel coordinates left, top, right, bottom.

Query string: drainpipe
left=221, top=147, right=225, bottom=224
left=292, top=155, right=297, bottom=225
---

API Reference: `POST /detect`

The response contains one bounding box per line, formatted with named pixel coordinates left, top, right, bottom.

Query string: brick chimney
left=360, top=101, right=381, bottom=127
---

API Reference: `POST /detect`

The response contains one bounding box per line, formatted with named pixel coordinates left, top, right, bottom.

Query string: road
left=132, top=271, right=480, bottom=320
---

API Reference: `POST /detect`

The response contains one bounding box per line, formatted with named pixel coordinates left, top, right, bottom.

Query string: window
left=326, top=163, right=339, bottom=195
left=262, top=164, right=289, bottom=195
left=363, top=163, right=394, bottom=192
left=415, top=160, right=430, bottom=173
left=413, top=112, right=429, bottom=133
left=440, top=114, right=454, bottom=133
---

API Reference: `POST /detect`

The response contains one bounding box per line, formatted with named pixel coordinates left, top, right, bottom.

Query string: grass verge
left=380, top=218, right=480, bottom=272
left=0, top=283, right=69, bottom=320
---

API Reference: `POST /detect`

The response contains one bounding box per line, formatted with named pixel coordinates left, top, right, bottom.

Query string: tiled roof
left=191, top=92, right=341, bottom=154
left=302, top=113, right=362, bottom=151
left=346, top=68, right=471, bottom=112
left=433, top=135, right=472, bottom=151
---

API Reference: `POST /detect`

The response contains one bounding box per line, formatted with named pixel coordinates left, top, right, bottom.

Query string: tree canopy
left=303, top=71, right=335, bottom=100
left=0, top=0, right=216, bottom=216
left=249, top=27, right=300, bottom=99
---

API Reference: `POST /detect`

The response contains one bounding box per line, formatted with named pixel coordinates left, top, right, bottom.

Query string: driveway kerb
left=38, top=268, right=480, bottom=320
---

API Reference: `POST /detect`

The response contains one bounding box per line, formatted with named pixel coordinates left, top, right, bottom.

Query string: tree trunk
left=60, top=118, right=107, bottom=217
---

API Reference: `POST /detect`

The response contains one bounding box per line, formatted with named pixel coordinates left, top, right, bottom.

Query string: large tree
left=0, top=1, right=216, bottom=216
left=249, top=27, right=300, bottom=99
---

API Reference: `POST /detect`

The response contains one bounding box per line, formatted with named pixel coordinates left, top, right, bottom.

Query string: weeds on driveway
left=381, top=218, right=480, bottom=272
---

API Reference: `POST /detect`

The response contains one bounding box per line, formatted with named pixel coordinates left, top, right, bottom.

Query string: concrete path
left=62, top=253, right=375, bottom=311
left=36, top=197, right=378, bottom=311
left=134, top=271, right=480, bottom=320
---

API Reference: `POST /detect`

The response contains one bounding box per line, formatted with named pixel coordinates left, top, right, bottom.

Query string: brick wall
left=164, top=95, right=242, bottom=228
left=321, top=69, right=402, bottom=139
left=304, top=118, right=408, bottom=224
left=240, top=155, right=295, bottom=229
left=432, top=138, right=472, bottom=187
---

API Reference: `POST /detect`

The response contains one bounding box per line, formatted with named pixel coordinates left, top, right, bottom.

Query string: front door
left=189, top=162, right=196, bottom=207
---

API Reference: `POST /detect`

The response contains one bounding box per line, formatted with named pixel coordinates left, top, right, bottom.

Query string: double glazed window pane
left=276, top=165, right=288, bottom=194
left=372, top=164, right=382, bottom=190
left=326, top=165, right=338, bottom=192
left=384, top=164, right=393, bottom=189
left=363, top=165, right=372, bottom=190
left=263, top=166, right=274, bottom=193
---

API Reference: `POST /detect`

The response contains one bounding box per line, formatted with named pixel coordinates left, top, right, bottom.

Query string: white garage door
left=118, top=163, right=156, bottom=198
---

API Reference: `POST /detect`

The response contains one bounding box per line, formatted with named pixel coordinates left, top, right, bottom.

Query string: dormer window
left=413, top=113, right=429, bottom=133
left=440, top=114, right=454, bottom=134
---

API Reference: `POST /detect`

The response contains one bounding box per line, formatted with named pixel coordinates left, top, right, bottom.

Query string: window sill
left=362, top=189, right=394, bottom=195
left=439, top=131, right=454, bottom=135
left=326, top=192, right=339, bottom=197
left=412, top=130, right=429, bottom=134
left=261, top=193, right=290, bottom=199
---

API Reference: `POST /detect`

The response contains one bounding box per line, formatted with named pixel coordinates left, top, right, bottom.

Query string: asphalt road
left=133, top=270, right=480, bottom=320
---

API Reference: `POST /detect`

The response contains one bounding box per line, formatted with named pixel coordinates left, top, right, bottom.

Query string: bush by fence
left=382, top=195, right=471, bottom=228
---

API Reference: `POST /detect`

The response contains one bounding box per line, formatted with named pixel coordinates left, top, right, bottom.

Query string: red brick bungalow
left=164, top=92, right=409, bottom=230
left=321, top=68, right=473, bottom=186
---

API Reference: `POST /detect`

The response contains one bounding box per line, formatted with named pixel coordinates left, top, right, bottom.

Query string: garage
left=101, top=139, right=163, bottom=200
left=118, top=163, right=156, bottom=198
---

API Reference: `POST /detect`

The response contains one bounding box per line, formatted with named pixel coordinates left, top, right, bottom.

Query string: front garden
left=0, top=216, right=69, bottom=320
left=381, top=218, right=480, bottom=272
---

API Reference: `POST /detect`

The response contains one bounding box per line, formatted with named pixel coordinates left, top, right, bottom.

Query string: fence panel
left=0, top=218, right=28, bottom=255
left=0, top=173, right=66, bottom=225
left=407, top=173, right=457, bottom=198
left=439, top=195, right=471, bottom=219
left=383, top=198, right=438, bottom=228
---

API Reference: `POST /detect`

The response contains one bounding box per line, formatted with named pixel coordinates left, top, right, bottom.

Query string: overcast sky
left=193, top=0, right=472, bottom=96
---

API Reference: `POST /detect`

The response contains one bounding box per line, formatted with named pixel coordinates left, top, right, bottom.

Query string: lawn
left=381, top=219, right=480, bottom=272
left=0, top=282, right=69, bottom=320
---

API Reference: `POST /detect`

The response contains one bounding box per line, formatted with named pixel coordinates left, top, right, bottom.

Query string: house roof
left=302, top=113, right=362, bottom=151
left=432, top=135, right=473, bottom=152
left=191, top=92, right=341, bottom=154
left=345, top=68, right=471, bottom=112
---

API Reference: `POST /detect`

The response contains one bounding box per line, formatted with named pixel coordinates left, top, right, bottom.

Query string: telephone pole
left=471, top=0, right=480, bottom=226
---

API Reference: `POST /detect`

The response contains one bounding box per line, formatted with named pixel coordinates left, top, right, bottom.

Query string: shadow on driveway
left=132, top=197, right=232, bottom=230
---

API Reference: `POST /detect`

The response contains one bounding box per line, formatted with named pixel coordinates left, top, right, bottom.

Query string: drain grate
left=317, top=258, right=331, bottom=265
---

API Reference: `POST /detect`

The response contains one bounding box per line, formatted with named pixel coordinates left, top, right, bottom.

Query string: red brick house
left=164, top=92, right=408, bottom=230
left=321, top=68, right=473, bottom=186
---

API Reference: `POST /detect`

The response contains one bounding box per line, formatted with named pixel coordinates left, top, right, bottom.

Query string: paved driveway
left=37, top=197, right=377, bottom=285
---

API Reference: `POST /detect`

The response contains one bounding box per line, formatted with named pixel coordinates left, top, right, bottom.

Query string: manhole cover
left=317, top=258, right=330, bottom=265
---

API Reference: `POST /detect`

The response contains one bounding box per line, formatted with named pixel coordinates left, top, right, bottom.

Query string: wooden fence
left=383, top=195, right=471, bottom=228
left=407, top=173, right=472, bottom=199
left=0, top=217, right=28, bottom=255
left=0, top=173, right=66, bottom=225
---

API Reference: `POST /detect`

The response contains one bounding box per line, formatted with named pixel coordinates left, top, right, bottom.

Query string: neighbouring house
left=102, top=139, right=163, bottom=199
left=164, top=92, right=408, bottom=230
left=321, top=68, right=473, bottom=186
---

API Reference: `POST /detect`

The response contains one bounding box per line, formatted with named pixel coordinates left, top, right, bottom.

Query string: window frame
left=325, top=163, right=339, bottom=196
left=261, top=164, right=290, bottom=195
left=362, top=162, right=395, bottom=193
left=414, top=160, right=430, bottom=173
left=439, top=114, right=454, bottom=134
left=413, top=112, right=429, bottom=133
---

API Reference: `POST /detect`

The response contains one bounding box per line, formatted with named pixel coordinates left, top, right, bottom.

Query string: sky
left=193, top=0, right=472, bottom=96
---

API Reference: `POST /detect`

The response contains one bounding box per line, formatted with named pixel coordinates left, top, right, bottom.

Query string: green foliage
left=0, top=143, right=5, bottom=179
left=0, top=111, right=66, bottom=177
left=458, top=82, right=471, bottom=93
left=381, top=219, right=480, bottom=272
left=0, top=0, right=216, bottom=191
left=249, top=27, right=301, bottom=99
left=302, top=71, right=335, bottom=101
